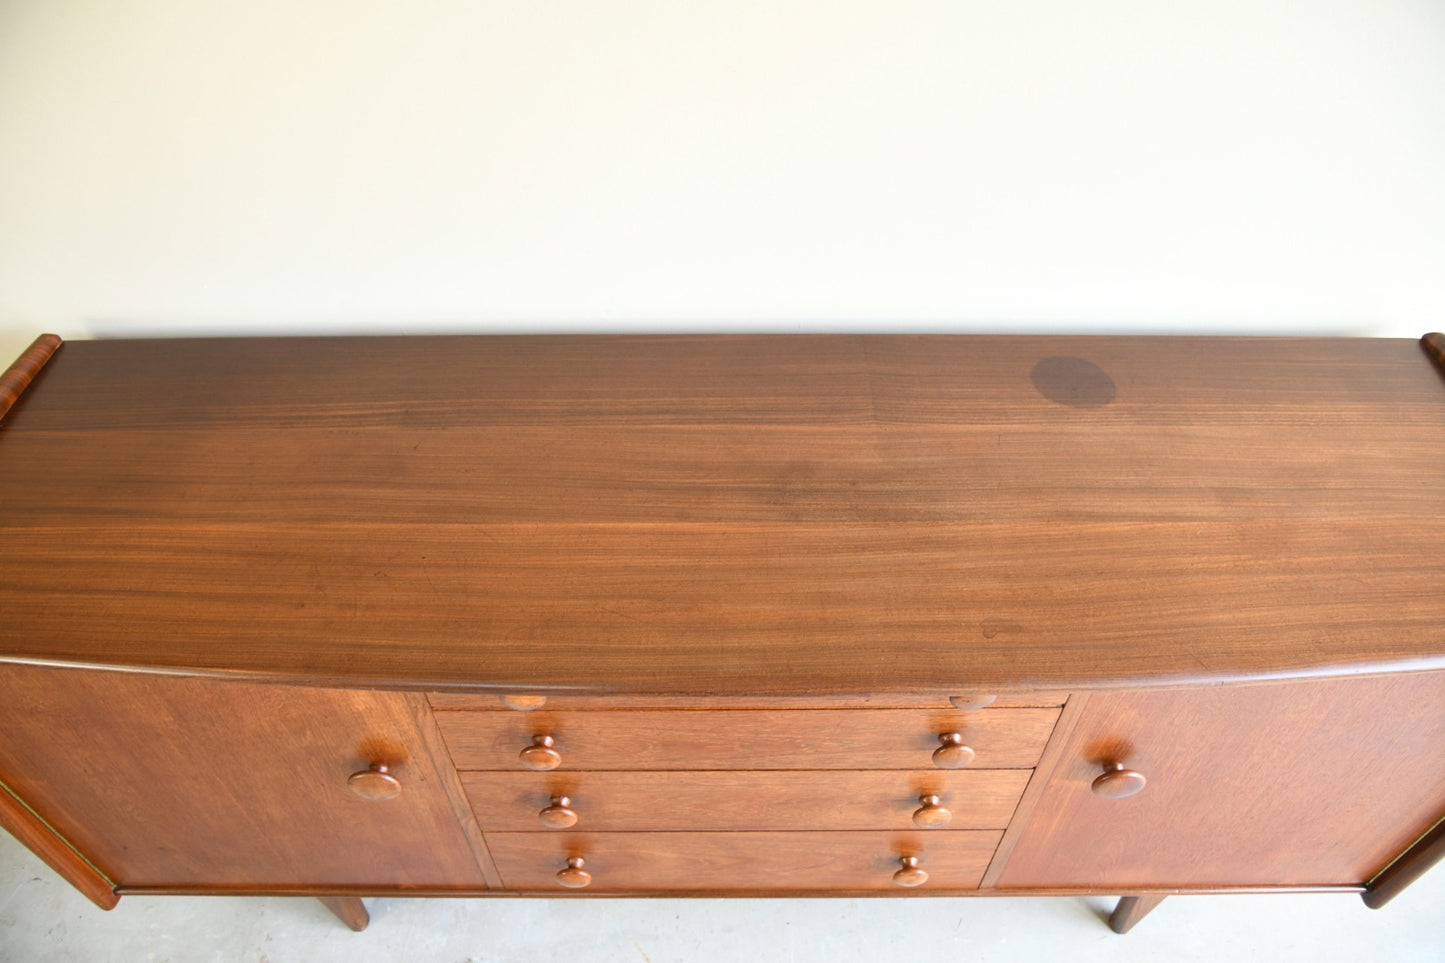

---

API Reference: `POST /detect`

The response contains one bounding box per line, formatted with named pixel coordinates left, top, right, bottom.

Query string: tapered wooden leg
left=317, top=896, right=370, bottom=932
left=1108, top=894, right=1166, bottom=934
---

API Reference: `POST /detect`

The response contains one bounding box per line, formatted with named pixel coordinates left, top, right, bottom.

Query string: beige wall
left=3, top=1, right=1444, bottom=362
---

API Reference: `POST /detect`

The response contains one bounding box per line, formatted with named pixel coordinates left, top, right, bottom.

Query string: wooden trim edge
left=1421, top=332, right=1445, bottom=374
left=978, top=693, right=1090, bottom=888
left=1362, top=810, right=1445, bottom=909
left=405, top=693, right=505, bottom=888
left=0, top=333, right=62, bottom=422
left=0, top=776, right=118, bottom=910
left=113, top=883, right=1364, bottom=898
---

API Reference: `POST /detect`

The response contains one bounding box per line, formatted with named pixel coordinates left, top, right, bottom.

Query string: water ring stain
left=1030, top=356, right=1117, bottom=406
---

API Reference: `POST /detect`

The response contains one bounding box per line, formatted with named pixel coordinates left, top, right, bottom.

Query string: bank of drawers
left=431, top=697, right=1061, bottom=892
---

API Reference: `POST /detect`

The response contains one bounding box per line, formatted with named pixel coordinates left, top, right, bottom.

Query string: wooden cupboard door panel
left=461, top=769, right=1031, bottom=832
left=486, top=830, right=1002, bottom=891
left=998, top=673, right=1445, bottom=888
left=0, top=664, right=487, bottom=888
left=435, top=708, right=1059, bottom=771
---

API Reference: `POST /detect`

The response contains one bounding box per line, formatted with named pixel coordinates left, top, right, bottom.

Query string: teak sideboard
left=1, top=333, right=1443, bottom=936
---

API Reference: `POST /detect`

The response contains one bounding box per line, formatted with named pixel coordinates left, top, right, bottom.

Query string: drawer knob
left=892, top=856, right=928, bottom=887
left=932, top=732, right=976, bottom=769
left=500, top=694, right=547, bottom=711
left=1092, top=762, right=1147, bottom=799
left=519, top=734, right=562, bottom=771
left=539, top=795, right=579, bottom=829
left=347, top=763, right=401, bottom=801
left=556, top=856, right=592, bottom=888
left=912, top=794, right=952, bottom=828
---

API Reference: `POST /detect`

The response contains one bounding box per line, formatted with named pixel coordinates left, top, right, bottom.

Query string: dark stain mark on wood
left=1031, top=356, right=1117, bottom=407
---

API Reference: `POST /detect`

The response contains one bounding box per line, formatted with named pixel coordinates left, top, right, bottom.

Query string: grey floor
left=1, top=831, right=1440, bottom=962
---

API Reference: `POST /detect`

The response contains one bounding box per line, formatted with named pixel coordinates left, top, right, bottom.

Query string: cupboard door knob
left=556, top=856, right=592, bottom=888
left=519, top=734, right=562, bottom=771
left=539, top=795, right=579, bottom=829
left=892, top=856, right=928, bottom=887
left=347, top=763, right=401, bottom=801
left=932, top=732, right=976, bottom=769
left=911, top=794, right=952, bottom=828
left=500, top=694, right=547, bottom=711
left=1092, top=762, right=1147, bottom=799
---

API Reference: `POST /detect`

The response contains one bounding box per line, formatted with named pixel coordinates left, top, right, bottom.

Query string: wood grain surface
left=434, top=708, right=1057, bottom=771
left=995, top=671, right=1445, bottom=889
left=0, top=662, right=489, bottom=888
left=484, top=829, right=1003, bottom=891
left=0, top=333, right=61, bottom=422
left=0, top=334, right=1442, bottom=693
left=459, top=769, right=1031, bottom=832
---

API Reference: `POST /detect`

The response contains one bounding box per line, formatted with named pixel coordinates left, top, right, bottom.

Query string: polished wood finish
left=2, top=334, right=1445, bottom=929
left=317, top=896, right=369, bottom=932
left=404, top=694, right=506, bottom=889
left=0, top=333, right=61, bottom=422
left=486, top=831, right=1002, bottom=891
left=1362, top=813, right=1445, bottom=909
left=1090, top=764, right=1147, bottom=800
left=1420, top=332, right=1445, bottom=373
left=931, top=733, right=976, bottom=770
left=459, top=769, right=1029, bottom=832
left=428, top=693, right=1068, bottom=710
left=1, top=336, right=1442, bottom=695
left=911, top=795, right=952, bottom=829
left=979, top=693, right=1091, bottom=889
left=555, top=857, right=592, bottom=888
left=347, top=764, right=402, bottom=801
left=997, top=673, right=1445, bottom=889
left=892, top=856, right=928, bottom=887
left=1109, top=894, right=1166, bottom=934
left=436, top=708, right=1056, bottom=772
left=0, top=778, right=117, bottom=910
left=518, top=735, right=563, bottom=771
left=0, top=663, right=488, bottom=888
left=539, top=796, right=579, bottom=829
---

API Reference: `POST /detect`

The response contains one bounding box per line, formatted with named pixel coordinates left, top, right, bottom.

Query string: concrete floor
left=1, top=831, right=1440, bottom=962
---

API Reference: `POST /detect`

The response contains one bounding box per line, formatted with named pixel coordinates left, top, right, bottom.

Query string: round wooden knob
left=539, top=795, right=579, bottom=829
left=912, top=794, right=952, bottom=828
left=1092, top=762, right=1147, bottom=799
left=892, top=856, right=928, bottom=887
left=519, top=734, right=562, bottom=771
left=556, top=856, right=592, bottom=888
left=500, top=694, right=547, bottom=711
left=932, top=732, right=976, bottom=769
left=347, top=763, right=401, bottom=801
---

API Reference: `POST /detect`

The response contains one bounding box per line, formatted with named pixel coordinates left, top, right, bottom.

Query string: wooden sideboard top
left=0, top=334, right=1441, bottom=694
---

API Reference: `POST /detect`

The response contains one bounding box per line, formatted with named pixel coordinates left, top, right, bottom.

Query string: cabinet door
left=998, top=673, right=1445, bottom=889
left=0, top=663, right=487, bottom=889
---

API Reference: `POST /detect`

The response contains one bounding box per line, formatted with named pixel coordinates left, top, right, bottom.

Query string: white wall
left=2, top=1, right=1444, bottom=361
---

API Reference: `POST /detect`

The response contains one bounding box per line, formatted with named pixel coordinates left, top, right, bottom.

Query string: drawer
left=461, top=769, right=1031, bottom=832
left=435, top=708, right=1059, bottom=771
left=486, top=830, right=1003, bottom=891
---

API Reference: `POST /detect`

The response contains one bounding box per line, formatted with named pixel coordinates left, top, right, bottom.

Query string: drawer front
left=435, top=708, right=1058, bottom=771
left=487, top=830, right=1002, bottom=891
left=461, top=769, right=1031, bottom=832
